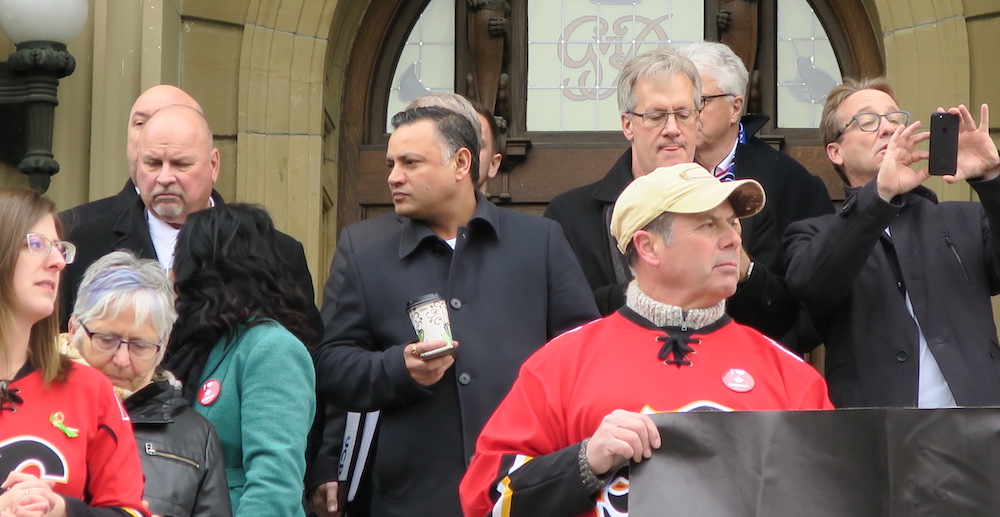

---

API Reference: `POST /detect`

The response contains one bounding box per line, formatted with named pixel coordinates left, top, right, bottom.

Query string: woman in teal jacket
left=166, top=204, right=317, bottom=517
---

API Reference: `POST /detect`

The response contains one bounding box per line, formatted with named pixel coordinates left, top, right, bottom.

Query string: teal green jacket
left=193, top=320, right=316, bottom=517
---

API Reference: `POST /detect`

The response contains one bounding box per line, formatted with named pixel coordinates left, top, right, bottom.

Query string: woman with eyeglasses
left=63, top=250, right=231, bottom=517
left=165, top=204, right=316, bottom=517
left=0, top=187, right=149, bottom=517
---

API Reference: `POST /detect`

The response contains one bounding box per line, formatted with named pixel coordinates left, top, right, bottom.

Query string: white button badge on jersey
left=722, top=368, right=755, bottom=393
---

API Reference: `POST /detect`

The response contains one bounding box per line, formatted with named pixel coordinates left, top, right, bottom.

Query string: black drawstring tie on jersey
left=0, top=380, right=23, bottom=412
left=656, top=332, right=699, bottom=367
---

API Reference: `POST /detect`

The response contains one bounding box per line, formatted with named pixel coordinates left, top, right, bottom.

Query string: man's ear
left=633, top=230, right=661, bottom=267
left=622, top=113, right=635, bottom=143
left=453, top=147, right=473, bottom=183
left=487, top=153, right=502, bottom=180
left=67, top=316, right=79, bottom=337
left=210, top=147, right=221, bottom=184
left=826, top=141, right=844, bottom=168
left=730, top=96, right=745, bottom=124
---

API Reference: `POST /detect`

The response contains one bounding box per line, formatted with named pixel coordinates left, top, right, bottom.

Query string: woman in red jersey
left=0, top=187, right=148, bottom=517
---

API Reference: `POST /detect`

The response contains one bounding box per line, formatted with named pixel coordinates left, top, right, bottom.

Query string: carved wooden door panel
left=336, top=0, right=882, bottom=228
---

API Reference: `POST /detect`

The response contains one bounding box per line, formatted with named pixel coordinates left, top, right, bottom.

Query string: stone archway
left=234, top=0, right=369, bottom=289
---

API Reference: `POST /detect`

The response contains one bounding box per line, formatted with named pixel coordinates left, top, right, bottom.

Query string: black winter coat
left=315, top=192, right=599, bottom=517
left=127, top=377, right=232, bottom=517
left=785, top=180, right=1000, bottom=407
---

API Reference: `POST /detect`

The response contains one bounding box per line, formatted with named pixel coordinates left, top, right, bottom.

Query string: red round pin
left=198, top=379, right=221, bottom=406
left=722, top=368, right=755, bottom=393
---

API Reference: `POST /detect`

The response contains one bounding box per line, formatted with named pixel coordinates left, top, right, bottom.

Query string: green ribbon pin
left=50, top=412, right=79, bottom=438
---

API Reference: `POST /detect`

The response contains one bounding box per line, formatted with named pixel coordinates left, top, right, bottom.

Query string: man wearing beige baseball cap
left=461, top=162, right=832, bottom=517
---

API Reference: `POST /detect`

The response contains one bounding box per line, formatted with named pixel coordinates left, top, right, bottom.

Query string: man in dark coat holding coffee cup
left=313, top=106, right=598, bottom=517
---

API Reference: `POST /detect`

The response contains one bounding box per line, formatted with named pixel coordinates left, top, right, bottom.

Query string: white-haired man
left=680, top=41, right=833, bottom=350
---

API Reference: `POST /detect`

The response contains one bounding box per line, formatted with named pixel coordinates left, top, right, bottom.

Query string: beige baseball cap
left=610, top=162, right=765, bottom=254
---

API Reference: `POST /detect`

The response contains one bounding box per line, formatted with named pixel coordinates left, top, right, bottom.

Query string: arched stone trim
left=235, top=0, right=341, bottom=293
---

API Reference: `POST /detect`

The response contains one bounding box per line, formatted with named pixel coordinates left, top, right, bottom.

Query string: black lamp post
left=0, top=0, right=88, bottom=193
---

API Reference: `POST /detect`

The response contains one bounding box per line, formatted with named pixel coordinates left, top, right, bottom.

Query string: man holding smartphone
left=305, top=92, right=502, bottom=517
left=313, top=106, right=598, bottom=517
left=784, top=77, right=1000, bottom=408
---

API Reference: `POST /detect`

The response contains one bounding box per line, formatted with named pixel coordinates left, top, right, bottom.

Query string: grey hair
left=71, top=251, right=176, bottom=364
left=616, top=46, right=702, bottom=114
left=407, top=93, right=483, bottom=149
left=679, top=41, right=749, bottom=105
left=624, top=212, right=676, bottom=269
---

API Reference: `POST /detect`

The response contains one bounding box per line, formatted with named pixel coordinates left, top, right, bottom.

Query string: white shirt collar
left=146, top=211, right=180, bottom=271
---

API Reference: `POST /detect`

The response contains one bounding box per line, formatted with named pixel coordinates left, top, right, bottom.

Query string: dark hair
left=165, top=204, right=315, bottom=397
left=472, top=101, right=502, bottom=156
left=391, top=106, right=481, bottom=185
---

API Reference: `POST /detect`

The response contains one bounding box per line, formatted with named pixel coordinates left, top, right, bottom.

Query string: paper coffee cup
left=406, top=293, right=453, bottom=344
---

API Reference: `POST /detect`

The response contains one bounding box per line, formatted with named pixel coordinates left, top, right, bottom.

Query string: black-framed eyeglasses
left=25, top=233, right=76, bottom=264
left=701, top=93, right=736, bottom=107
left=628, top=108, right=701, bottom=128
left=80, top=322, right=162, bottom=360
left=838, top=110, right=910, bottom=137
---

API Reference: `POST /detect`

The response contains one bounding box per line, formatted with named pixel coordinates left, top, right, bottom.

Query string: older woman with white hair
left=65, top=251, right=231, bottom=517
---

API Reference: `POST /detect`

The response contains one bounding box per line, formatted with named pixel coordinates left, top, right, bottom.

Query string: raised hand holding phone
left=942, top=104, right=1000, bottom=183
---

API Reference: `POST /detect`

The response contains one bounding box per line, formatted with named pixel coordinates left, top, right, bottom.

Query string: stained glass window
left=386, top=0, right=456, bottom=131
left=776, top=0, right=842, bottom=128
left=527, top=0, right=704, bottom=131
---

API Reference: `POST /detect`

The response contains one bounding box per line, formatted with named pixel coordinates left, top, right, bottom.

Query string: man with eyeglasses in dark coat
left=784, top=77, right=1000, bottom=408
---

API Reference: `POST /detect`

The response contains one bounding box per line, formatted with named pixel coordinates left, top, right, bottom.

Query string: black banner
left=630, top=409, right=1000, bottom=516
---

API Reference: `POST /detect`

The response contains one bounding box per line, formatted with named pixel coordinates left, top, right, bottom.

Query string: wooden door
left=336, top=0, right=884, bottom=228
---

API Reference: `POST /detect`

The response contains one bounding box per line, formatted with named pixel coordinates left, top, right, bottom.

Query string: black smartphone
left=929, top=112, right=959, bottom=175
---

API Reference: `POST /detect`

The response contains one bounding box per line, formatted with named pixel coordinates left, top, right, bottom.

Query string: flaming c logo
left=0, top=436, right=69, bottom=482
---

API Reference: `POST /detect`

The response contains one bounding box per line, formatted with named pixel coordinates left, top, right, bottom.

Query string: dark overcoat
left=785, top=179, right=1000, bottom=407
left=314, top=192, right=598, bottom=517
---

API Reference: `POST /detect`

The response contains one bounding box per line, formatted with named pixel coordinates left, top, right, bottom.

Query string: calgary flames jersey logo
left=593, top=467, right=629, bottom=517
left=0, top=436, right=69, bottom=483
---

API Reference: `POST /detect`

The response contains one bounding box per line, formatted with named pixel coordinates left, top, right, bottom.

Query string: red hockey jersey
left=460, top=310, right=832, bottom=517
left=1, top=363, right=148, bottom=516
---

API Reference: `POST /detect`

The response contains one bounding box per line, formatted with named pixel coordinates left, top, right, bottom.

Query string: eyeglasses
left=628, top=108, right=701, bottom=128
left=701, top=93, right=736, bottom=107
left=839, top=110, right=910, bottom=136
left=80, top=322, right=162, bottom=360
left=25, top=234, right=76, bottom=264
